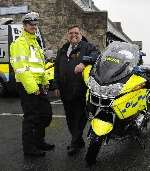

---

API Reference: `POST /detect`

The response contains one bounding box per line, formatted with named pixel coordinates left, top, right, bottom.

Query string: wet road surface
left=0, top=96, right=150, bottom=171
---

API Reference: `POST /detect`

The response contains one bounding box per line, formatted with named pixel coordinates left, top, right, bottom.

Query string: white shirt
left=67, top=44, right=78, bottom=57
left=67, top=44, right=72, bottom=57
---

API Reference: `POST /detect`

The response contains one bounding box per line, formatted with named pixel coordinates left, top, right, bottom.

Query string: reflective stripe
left=15, top=67, right=27, bottom=73
left=11, top=56, right=28, bottom=62
left=12, top=45, right=43, bottom=63
left=30, top=68, right=44, bottom=73
left=28, top=58, right=43, bottom=63
left=30, top=46, right=44, bottom=62
left=12, top=56, right=43, bottom=63
left=15, top=67, right=45, bottom=73
left=30, top=46, right=36, bottom=58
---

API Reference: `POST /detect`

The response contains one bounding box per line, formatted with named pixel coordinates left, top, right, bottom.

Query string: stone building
left=0, top=0, right=141, bottom=52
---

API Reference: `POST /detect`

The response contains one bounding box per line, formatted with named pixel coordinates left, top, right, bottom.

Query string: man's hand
left=41, top=85, right=49, bottom=95
left=74, top=63, right=85, bottom=74
left=34, top=90, right=40, bottom=95
left=42, top=85, right=49, bottom=91
left=54, top=89, right=60, bottom=97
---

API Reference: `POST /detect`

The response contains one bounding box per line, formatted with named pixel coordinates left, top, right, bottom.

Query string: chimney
left=81, top=0, right=93, bottom=9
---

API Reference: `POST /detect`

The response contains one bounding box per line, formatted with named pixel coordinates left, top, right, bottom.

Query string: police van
left=0, top=19, right=45, bottom=96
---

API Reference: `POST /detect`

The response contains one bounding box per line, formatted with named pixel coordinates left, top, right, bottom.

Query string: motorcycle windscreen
left=94, top=41, right=139, bottom=85
left=112, top=88, right=148, bottom=119
left=91, top=118, right=113, bottom=136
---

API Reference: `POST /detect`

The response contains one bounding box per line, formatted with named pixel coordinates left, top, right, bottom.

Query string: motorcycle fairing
left=45, top=62, right=54, bottom=81
left=112, top=75, right=148, bottom=119
left=83, top=65, right=92, bottom=86
left=91, top=118, right=113, bottom=136
left=120, top=74, right=146, bottom=94
left=82, top=65, right=92, bottom=103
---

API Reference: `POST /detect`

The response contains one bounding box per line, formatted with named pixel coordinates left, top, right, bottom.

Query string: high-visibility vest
left=10, top=31, right=49, bottom=94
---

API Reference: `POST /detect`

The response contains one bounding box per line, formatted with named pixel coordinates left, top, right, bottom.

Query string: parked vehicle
left=83, top=41, right=150, bottom=167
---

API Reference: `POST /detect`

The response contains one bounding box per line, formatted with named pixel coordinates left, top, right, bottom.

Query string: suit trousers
left=63, top=97, right=87, bottom=147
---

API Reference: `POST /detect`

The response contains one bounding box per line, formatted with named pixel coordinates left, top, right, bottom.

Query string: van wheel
left=0, top=80, right=6, bottom=97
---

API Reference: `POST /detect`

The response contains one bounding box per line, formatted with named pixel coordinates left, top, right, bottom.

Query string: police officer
left=10, top=12, right=55, bottom=156
left=54, top=25, right=100, bottom=156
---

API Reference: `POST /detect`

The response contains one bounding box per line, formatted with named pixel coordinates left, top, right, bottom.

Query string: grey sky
left=93, top=0, right=150, bottom=64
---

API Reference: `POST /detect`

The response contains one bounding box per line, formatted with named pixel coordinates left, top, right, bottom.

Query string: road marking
left=0, top=113, right=66, bottom=118
left=0, top=100, right=63, bottom=117
left=51, top=100, right=63, bottom=105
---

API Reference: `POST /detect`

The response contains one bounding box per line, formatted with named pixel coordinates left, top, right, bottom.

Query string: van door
left=0, top=25, right=10, bottom=95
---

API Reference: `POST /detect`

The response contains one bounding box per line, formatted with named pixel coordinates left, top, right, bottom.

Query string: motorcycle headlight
left=88, top=76, right=101, bottom=96
left=106, top=83, right=123, bottom=98
left=88, top=76, right=123, bottom=98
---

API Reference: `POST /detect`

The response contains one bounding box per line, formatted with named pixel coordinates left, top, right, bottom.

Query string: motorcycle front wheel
left=85, top=132, right=104, bottom=166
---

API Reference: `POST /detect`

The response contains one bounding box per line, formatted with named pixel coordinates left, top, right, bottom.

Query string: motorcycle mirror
left=140, top=51, right=146, bottom=57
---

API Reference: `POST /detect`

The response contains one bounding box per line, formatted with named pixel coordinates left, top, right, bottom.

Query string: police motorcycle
left=83, top=41, right=150, bottom=166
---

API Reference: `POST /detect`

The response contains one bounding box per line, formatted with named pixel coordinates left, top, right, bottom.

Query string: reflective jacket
left=10, top=31, right=49, bottom=94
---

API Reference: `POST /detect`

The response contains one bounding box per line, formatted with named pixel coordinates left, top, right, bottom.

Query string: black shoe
left=37, top=142, right=55, bottom=151
left=78, top=141, right=85, bottom=148
left=67, top=146, right=80, bottom=156
left=85, top=157, right=97, bottom=167
left=67, top=145, right=71, bottom=150
left=24, top=148, right=46, bottom=157
left=67, top=141, right=85, bottom=150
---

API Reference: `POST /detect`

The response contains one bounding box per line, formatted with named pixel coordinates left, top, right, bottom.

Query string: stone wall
left=0, top=0, right=107, bottom=52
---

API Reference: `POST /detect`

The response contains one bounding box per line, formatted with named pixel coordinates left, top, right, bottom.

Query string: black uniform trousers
left=62, top=96, right=87, bottom=147
left=17, top=83, right=52, bottom=152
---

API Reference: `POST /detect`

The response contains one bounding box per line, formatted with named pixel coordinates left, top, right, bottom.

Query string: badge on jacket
left=71, top=52, right=80, bottom=59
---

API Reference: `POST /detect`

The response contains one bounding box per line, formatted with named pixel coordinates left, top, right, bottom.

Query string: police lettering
left=121, top=95, right=146, bottom=113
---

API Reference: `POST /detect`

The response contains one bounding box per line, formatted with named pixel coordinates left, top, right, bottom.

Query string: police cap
left=22, top=12, right=39, bottom=25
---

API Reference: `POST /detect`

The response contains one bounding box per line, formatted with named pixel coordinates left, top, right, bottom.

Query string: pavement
left=1, top=95, right=150, bottom=171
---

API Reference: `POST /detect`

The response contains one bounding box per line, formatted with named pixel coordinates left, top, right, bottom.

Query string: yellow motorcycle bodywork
left=45, top=62, right=54, bottom=81
left=83, top=65, right=92, bottom=102
left=112, top=74, right=148, bottom=119
left=83, top=65, right=92, bottom=86
left=91, top=118, right=113, bottom=136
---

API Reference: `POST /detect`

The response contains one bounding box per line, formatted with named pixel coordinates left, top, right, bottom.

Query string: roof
left=73, top=0, right=95, bottom=12
left=72, top=0, right=133, bottom=43
left=108, top=19, right=132, bottom=43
